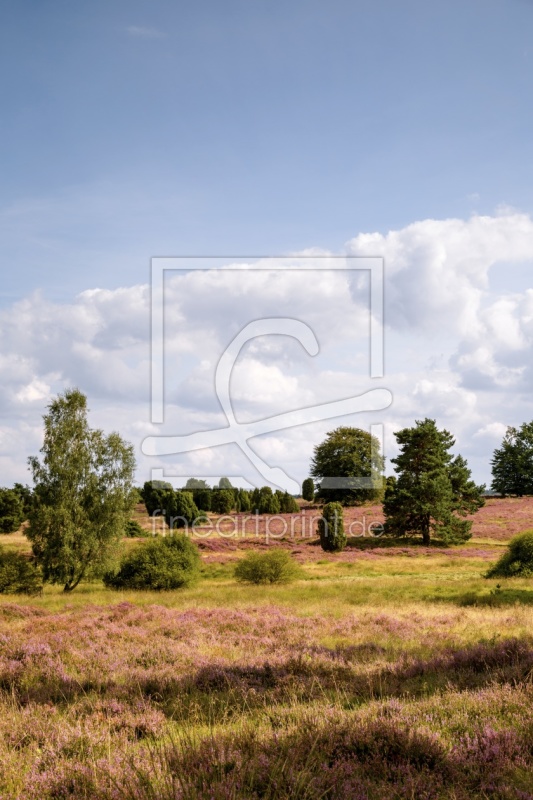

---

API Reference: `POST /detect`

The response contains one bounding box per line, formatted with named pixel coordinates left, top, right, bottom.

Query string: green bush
left=318, top=502, right=346, bottom=552
left=193, top=488, right=212, bottom=512
left=0, top=548, right=42, bottom=594
left=168, top=491, right=200, bottom=529
left=486, top=530, right=533, bottom=578
left=124, top=519, right=147, bottom=537
left=211, top=489, right=234, bottom=515
left=234, top=549, right=302, bottom=584
left=236, top=489, right=251, bottom=512
left=302, top=477, right=315, bottom=502
left=104, top=534, right=201, bottom=590
left=0, top=488, right=24, bottom=533
left=277, top=491, right=300, bottom=513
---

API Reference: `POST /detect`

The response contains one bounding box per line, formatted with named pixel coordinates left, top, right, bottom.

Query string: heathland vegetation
left=1, top=391, right=533, bottom=796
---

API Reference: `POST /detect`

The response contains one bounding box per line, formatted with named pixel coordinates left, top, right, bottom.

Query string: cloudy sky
left=1, top=1, right=532, bottom=490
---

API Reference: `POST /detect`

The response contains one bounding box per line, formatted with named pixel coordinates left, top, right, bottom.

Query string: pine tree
left=491, top=423, right=533, bottom=497
left=383, top=418, right=484, bottom=545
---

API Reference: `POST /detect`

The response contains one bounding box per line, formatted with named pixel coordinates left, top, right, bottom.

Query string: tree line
left=1, top=388, right=533, bottom=593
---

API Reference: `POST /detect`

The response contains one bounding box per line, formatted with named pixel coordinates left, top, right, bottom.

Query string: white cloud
left=347, top=212, right=533, bottom=337
left=2, top=213, right=533, bottom=487
left=474, top=422, right=508, bottom=439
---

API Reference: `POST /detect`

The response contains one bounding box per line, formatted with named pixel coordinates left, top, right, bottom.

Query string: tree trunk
left=422, top=517, right=431, bottom=546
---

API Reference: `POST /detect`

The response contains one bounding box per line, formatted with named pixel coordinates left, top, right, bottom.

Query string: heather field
left=2, top=497, right=533, bottom=799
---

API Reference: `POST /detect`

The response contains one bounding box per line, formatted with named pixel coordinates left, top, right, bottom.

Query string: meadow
left=1, top=497, right=533, bottom=798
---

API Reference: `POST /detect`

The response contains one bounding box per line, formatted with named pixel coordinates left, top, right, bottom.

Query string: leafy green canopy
left=27, top=389, right=136, bottom=592
left=310, top=427, right=384, bottom=505
left=486, top=531, right=533, bottom=578
left=104, top=533, right=201, bottom=590
left=491, top=422, right=533, bottom=497
left=383, top=418, right=485, bottom=545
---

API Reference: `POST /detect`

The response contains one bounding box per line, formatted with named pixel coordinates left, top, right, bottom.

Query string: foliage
left=0, top=547, right=42, bottom=594
left=184, top=478, right=210, bottom=490
left=124, top=519, right=147, bottom=538
left=486, top=530, right=533, bottom=578
left=234, top=549, right=302, bottom=584
left=218, top=476, right=233, bottom=489
left=311, top=426, right=384, bottom=505
left=12, top=483, right=35, bottom=518
left=236, top=488, right=251, bottom=512
left=168, top=491, right=201, bottom=529
left=26, top=389, right=136, bottom=592
left=302, top=477, right=315, bottom=502
left=211, top=489, right=234, bottom=515
left=142, top=484, right=201, bottom=529
left=491, top=422, right=533, bottom=497
left=318, top=501, right=346, bottom=552
left=142, top=481, right=173, bottom=516
left=0, top=489, right=24, bottom=533
left=250, top=486, right=281, bottom=514
left=193, top=488, right=212, bottom=511
left=276, top=490, right=300, bottom=513
left=383, top=418, right=485, bottom=545
left=104, top=533, right=201, bottom=590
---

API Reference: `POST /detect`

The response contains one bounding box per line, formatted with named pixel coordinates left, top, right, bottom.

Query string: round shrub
left=104, top=534, right=201, bottom=590
left=486, top=530, right=533, bottom=578
left=234, top=549, right=302, bottom=584
left=318, top=502, right=346, bottom=552
left=124, top=519, right=147, bottom=537
left=0, top=547, right=42, bottom=594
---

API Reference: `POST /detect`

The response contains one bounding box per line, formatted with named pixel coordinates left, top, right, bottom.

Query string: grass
left=1, top=497, right=533, bottom=797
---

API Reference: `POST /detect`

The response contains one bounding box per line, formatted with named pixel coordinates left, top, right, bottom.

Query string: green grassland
left=1, top=498, right=533, bottom=798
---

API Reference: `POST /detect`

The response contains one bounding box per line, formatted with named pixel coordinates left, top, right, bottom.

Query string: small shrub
left=193, top=488, right=212, bottom=511
left=277, top=491, right=300, bottom=513
left=0, top=548, right=42, bottom=594
left=211, top=489, right=234, bottom=515
left=234, top=549, right=302, bottom=584
left=124, top=519, right=147, bottom=537
left=252, top=486, right=281, bottom=515
left=0, top=488, right=24, bottom=533
left=237, top=488, right=251, bottom=512
left=168, top=491, right=200, bottom=529
left=318, top=502, right=346, bottom=552
left=486, top=530, right=533, bottom=578
left=302, top=477, right=315, bottom=502
left=104, top=534, right=201, bottom=590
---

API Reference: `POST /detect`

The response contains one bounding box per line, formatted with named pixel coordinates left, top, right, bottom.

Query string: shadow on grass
left=345, top=536, right=449, bottom=550
left=429, top=587, right=533, bottom=607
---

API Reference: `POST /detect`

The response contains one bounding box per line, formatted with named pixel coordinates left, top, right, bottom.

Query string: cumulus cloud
left=347, top=212, right=533, bottom=337
left=2, top=214, right=533, bottom=487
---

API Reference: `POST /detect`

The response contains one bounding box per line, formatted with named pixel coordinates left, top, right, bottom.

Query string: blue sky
left=1, top=1, right=533, bottom=488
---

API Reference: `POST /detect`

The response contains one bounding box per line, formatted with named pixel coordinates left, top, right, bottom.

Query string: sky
left=1, top=0, right=533, bottom=490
